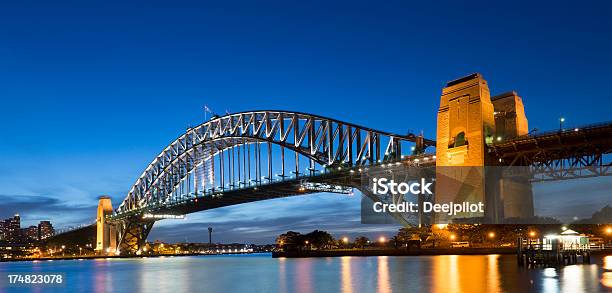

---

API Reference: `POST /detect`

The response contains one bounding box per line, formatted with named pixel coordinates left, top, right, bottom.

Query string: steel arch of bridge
left=115, top=110, right=434, bottom=218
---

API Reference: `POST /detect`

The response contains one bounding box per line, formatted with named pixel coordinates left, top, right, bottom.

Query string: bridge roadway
left=491, top=122, right=612, bottom=181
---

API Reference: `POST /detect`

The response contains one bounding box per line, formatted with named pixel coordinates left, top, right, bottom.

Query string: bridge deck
left=491, top=122, right=612, bottom=165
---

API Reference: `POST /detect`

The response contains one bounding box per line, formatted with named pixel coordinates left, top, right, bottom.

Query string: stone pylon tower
left=435, top=73, right=533, bottom=223
left=490, top=91, right=534, bottom=220
left=96, top=196, right=117, bottom=255
left=435, top=73, right=496, bottom=222
left=436, top=73, right=496, bottom=166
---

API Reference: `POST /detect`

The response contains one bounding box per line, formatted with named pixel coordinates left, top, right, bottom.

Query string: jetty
left=517, top=229, right=591, bottom=266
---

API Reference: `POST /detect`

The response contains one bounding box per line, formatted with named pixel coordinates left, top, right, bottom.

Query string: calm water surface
left=1, top=254, right=611, bottom=292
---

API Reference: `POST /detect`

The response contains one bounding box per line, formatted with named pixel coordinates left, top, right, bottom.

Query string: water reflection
left=279, top=257, right=287, bottom=293
left=487, top=255, right=500, bottom=291
left=541, top=268, right=559, bottom=292
left=341, top=256, right=353, bottom=293
left=432, top=255, right=501, bottom=292
left=93, top=259, right=111, bottom=293
left=561, top=265, right=587, bottom=292
left=377, top=256, right=391, bottom=293
left=0, top=254, right=609, bottom=292
left=295, top=258, right=313, bottom=293
left=602, top=256, right=612, bottom=288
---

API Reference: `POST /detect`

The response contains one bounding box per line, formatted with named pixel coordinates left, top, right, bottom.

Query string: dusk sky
left=1, top=1, right=611, bottom=243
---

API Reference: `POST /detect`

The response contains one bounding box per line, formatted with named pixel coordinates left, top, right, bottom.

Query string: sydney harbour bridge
left=56, top=73, right=612, bottom=255
left=99, top=109, right=437, bottom=253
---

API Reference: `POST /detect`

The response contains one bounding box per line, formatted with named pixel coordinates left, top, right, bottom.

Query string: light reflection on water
left=377, top=256, right=391, bottom=293
left=602, top=256, right=612, bottom=289
left=0, top=254, right=609, bottom=292
left=341, top=256, right=352, bottom=293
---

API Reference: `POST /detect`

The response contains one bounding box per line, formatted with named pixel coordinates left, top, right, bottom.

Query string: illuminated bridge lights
left=300, top=182, right=353, bottom=194
left=142, top=214, right=186, bottom=220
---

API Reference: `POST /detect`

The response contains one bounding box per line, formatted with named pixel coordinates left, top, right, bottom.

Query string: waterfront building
left=0, top=215, right=21, bottom=242
left=23, top=225, right=39, bottom=241
left=0, top=221, right=5, bottom=240
left=38, top=220, right=55, bottom=240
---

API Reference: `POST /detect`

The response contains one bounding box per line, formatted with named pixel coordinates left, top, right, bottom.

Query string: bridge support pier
left=115, top=219, right=155, bottom=255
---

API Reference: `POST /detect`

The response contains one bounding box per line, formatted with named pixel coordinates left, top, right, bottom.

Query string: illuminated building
left=23, top=226, right=38, bottom=240
left=0, top=215, right=21, bottom=242
left=37, top=221, right=55, bottom=240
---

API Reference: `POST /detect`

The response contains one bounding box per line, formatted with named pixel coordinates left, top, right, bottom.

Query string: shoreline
left=272, top=248, right=612, bottom=258
left=3, top=248, right=610, bottom=262
left=0, top=251, right=262, bottom=263
left=272, top=248, right=515, bottom=258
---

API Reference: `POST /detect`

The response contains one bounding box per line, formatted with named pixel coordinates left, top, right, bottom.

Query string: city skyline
left=1, top=1, right=612, bottom=244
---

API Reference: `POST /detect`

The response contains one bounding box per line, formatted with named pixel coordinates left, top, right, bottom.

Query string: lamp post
left=559, top=116, right=565, bottom=131
left=488, top=232, right=495, bottom=247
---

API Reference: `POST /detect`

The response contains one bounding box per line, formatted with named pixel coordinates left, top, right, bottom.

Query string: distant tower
left=96, top=196, right=117, bottom=255
left=208, top=227, right=213, bottom=245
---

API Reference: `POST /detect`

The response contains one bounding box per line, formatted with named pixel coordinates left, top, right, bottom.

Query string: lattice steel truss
left=491, top=122, right=612, bottom=182
left=115, top=219, right=154, bottom=254
left=115, top=110, right=434, bottom=218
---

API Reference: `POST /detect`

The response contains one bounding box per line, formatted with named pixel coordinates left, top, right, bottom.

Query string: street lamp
left=450, top=234, right=456, bottom=241
left=379, top=236, right=386, bottom=243
left=559, top=116, right=565, bottom=131
left=342, top=237, right=349, bottom=244
left=529, top=231, right=536, bottom=238
left=606, top=227, right=612, bottom=235
left=488, top=232, right=495, bottom=239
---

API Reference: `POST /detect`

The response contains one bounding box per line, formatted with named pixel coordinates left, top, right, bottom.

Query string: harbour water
left=1, top=253, right=611, bottom=292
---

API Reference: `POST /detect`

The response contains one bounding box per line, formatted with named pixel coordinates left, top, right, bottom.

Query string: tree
left=304, top=230, right=334, bottom=250
left=396, top=227, right=428, bottom=248
left=276, top=231, right=303, bottom=251
left=354, top=236, right=369, bottom=249
left=429, top=229, right=451, bottom=248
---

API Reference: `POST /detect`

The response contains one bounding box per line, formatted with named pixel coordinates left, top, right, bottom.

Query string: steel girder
left=491, top=122, right=612, bottom=182
left=115, top=111, right=434, bottom=217
left=115, top=218, right=154, bottom=254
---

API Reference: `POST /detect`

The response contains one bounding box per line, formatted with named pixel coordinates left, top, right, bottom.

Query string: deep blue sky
left=0, top=1, right=611, bottom=243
